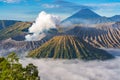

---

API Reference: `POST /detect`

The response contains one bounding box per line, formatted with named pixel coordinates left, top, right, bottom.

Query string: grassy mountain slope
left=0, top=22, right=32, bottom=41
left=0, top=20, right=20, bottom=30
left=28, top=35, right=114, bottom=60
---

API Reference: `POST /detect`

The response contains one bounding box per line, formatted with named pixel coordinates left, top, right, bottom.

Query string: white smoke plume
left=20, top=49, right=120, bottom=80
left=25, top=11, right=60, bottom=41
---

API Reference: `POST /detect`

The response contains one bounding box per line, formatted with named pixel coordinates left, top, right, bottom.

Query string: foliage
left=0, top=52, right=40, bottom=80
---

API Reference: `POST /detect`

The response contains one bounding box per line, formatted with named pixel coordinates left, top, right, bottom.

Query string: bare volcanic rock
left=65, top=22, right=120, bottom=48
left=28, top=35, right=114, bottom=60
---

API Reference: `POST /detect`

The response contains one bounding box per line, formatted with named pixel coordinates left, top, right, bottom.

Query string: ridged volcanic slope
left=28, top=36, right=114, bottom=60
left=66, top=22, right=120, bottom=48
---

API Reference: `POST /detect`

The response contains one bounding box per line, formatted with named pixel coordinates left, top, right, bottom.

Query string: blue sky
left=0, top=0, right=120, bottom=21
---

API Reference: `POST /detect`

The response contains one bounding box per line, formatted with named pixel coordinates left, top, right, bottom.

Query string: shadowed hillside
left=66, top=22, right=120, bottom=48
left=0, top=20, right=20, bottom=30
left=0, top=22, right=32, bottom=41
left=28, top=35, right=114, bottom=60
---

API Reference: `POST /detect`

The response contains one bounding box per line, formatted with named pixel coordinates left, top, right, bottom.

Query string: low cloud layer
left=0, top=48, right=16, bottom=56
left=20, top=49, right=120, bottom=80
left=0, top=48, right=29, bottom=58
left=20, top=57, right=120, bottom=80
left=1, top=47, right=120, bottom=80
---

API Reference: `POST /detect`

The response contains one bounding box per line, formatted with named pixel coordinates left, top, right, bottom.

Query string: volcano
left=62, top=9, right=120, bottom=24
left=62, top=9, right=102, bottom=24
left=67, top=9, right=101, bottom=19
left=28, top=35, right=114, bottom=60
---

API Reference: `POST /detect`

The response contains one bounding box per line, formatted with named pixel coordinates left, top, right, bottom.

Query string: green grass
left=0, top=22, right=31, bottom=40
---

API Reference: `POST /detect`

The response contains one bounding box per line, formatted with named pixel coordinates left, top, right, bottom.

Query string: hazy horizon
left=0, top=0, right=120, bottom=21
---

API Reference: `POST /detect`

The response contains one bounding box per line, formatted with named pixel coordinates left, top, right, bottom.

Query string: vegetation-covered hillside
left=0, top=20, right=20, bottom=30
left=0, top=22, right=32, bottom=41
left=28, top=35, right=114, bottom=60
left=0, top=53, right=40, bottom=80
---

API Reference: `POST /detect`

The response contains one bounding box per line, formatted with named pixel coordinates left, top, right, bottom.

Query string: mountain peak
left=28, top=35, right=114, bottom=60
left=72, top=9, right=101, bottom=19
left=61, top=9, right=103, bottom=24
left=79, top=8, right=92, bottom=12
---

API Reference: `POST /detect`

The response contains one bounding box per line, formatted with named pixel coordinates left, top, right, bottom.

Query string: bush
left=0, top=52, right=40, bottom=80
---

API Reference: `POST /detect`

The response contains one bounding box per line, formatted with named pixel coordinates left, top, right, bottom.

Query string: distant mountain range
left=0, top=20, right=20, bottom=30
left=62, top=9, right=120, bottom=24
left=0, top=21, right=32, bottom=41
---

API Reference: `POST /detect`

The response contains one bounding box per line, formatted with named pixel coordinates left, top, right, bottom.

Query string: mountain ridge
left=28, top=35, right=114, bottom=60
left=62, top=9, right=120, bottom=24
left=67, top=9, right=101, bottom=19
left=0, top=20, right=21, bottom=30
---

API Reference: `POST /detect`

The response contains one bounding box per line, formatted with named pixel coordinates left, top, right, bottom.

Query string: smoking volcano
left=25, top=11, right=60, bottom=41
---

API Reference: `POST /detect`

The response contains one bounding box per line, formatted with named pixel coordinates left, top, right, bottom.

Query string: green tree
left=0, top=52, right=40, bottom=80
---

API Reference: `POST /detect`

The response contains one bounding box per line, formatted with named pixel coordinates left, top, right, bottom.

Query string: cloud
left=20, top=57, right=120, bottom=80
left=84, top=2, right=120, bottom=11
left=0, top=48, right=29, bottom=58
left=42, top=0, right=91, bottom=13
left=25, top=11, right=60, bottom=41
left=42, top=4, right=60, bottom=8
left=85, top=3, right=120, bottom=8
left=84, top=3, right=120, bottom=17
left=0, top=0, right=20, bottom=3
left=0, top=48, right=16, bottom=56
left=19, top=49, right=120, bottom=80
left=40, top=0, right=92, bottom=20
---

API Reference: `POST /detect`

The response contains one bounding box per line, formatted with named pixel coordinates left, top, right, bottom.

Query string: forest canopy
left=0, top=52, right=40, bottom=80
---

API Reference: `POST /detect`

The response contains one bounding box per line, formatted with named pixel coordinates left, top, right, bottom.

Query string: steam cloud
left=25, top=11, right=60, bottom=41
left=20, top=49, right=120, bottom=80
left=0, top=48, right=16, bottom=56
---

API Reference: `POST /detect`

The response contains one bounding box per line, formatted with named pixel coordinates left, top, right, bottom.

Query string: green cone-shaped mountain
left=28, top=36, right=114, bottom=60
